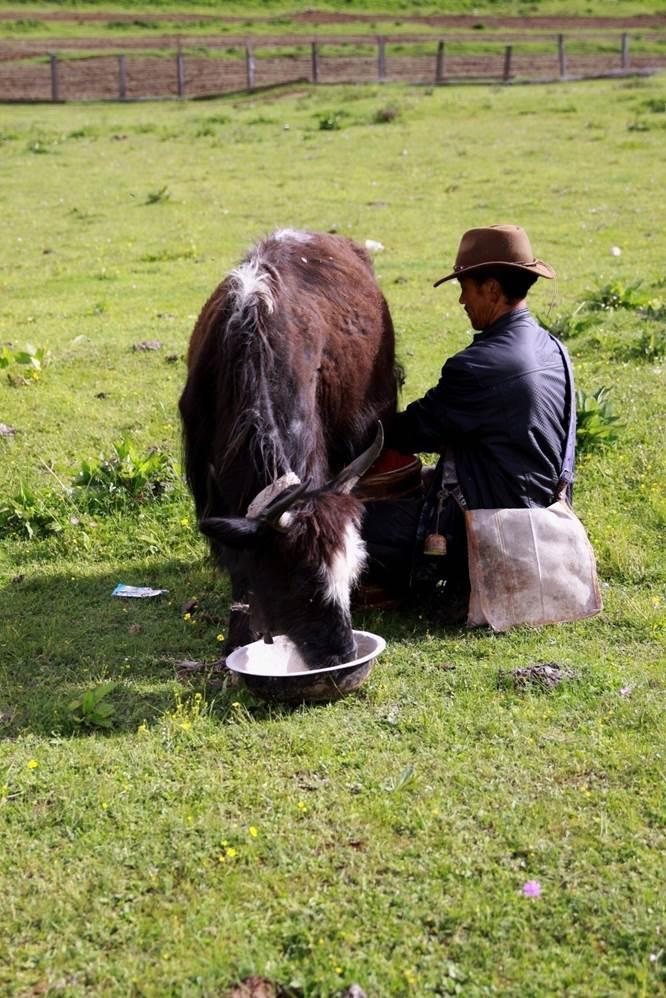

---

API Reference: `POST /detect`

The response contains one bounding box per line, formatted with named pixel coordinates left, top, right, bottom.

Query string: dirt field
left=1, top=10, right=664, bottom=101
left=1, top=10, right=665, bottom=27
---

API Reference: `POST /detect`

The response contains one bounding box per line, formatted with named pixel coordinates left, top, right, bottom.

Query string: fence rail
left=1, top=33, right=663, bottom=102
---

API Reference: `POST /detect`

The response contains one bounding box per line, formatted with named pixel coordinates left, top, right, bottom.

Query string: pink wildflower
left=522, top=880, right=542, bottom=898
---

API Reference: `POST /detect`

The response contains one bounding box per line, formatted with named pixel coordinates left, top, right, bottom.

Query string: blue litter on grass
left=112, top=583, right=168, bottom=599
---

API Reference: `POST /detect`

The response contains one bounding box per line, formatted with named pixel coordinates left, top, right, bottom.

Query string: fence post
left=118, top=54, right=127, bottom=100
left=176, top=47, right=185, bottom=98
left=377, top=36, right=386, bottom=82
left=49, top=52, right=59, bottom=102
left=503, top=44, right=513, bottom=82
left=435, top=40, right=446, bottom=84
left=621, top=32, right=630, bottom=70
left=311, top=41, right=319, bottom=83
left=245, top=46, right=255, bottom=90
left=558, top=34, right=566, bottom=79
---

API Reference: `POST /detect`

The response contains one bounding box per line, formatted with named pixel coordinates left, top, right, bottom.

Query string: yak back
left=179, top=230, right=399, bottom=520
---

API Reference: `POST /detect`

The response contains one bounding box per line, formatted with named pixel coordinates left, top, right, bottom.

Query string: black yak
left=179, top=229, right=400, bottom=668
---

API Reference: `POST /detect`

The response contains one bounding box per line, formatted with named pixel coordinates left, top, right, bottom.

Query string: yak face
left=200, top=493, right=365, bottom=670
left=199, top=425, right=383, bottom=670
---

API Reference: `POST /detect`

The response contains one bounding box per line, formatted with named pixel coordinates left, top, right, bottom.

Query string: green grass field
left=1, top=71, right=665, bottom=996
left=2, top=2, right=665, bottom=44
left=2, top=0, right=666, bottom=41
left=1, top=0, right=665, bottom=18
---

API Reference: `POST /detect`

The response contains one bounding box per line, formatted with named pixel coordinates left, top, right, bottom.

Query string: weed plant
left=537, top=305, right=596, bottom=340
left=584, top=279, right=646, bottom=312
left=0, top=74, right=665, bottom=997
left=317, top=110, right=347, bottom=131
left=631, top=325, right=666, bottom=361
left=67, top=681, right=117, bottom=731
left=73, top=438, right=179, bottom=511
left=575, top=387, right=623, bottom=453
left=0, top=343, right=49, bottom=384
left=0, top=483, right=63, bottom=540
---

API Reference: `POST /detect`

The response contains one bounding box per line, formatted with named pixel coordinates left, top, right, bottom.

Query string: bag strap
left=551, top=336, right=576, bottom=502
left=444, top=483, right=468, bottom=513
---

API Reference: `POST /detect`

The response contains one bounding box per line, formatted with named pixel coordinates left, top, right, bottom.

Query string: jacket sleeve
left=385, top=352, right=489, bottom=455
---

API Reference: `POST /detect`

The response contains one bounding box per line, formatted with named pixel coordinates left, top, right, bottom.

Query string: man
left=363, top=224, right=572, bottom=605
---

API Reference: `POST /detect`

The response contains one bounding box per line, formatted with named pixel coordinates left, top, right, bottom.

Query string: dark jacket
left=386, top=307, right=571, bottom=510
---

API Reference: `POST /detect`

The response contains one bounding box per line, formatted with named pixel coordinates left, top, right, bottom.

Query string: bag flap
left=465, top=501, right=602, bottom=632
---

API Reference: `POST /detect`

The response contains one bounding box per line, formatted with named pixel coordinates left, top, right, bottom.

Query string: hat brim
left=433, top=259, right=556, bottom=288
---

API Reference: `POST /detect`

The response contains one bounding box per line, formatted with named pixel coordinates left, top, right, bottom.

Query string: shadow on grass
left=0, top=560, right=467, bottom=739
left=0, top=558, right=235, bottom=739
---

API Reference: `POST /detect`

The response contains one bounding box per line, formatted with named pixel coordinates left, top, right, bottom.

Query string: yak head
left=199, top=426, right=384, bottom=670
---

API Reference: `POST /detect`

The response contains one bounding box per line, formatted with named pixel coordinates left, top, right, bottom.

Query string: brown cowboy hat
left=433, top=224, right=556, bottom=287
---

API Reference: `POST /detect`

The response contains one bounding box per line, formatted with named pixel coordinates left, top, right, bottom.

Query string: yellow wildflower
left=297, top=800, right=307, bottom=812
left=27, top=759, right=38, bottom=770
left=183, top=612, right=191, bottom=621
left=226, top=847, right=237, bottom=858
left=216, top=633, right=225, bottom=642
left=249, top=826, right=258, bottom=838
left=180, top=517, right=189, bottom=527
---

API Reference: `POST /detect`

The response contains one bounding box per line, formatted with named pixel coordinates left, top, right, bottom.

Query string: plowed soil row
left=0, top=9, right=665, bottom=28
left=1, top=51, right=661, bottom=102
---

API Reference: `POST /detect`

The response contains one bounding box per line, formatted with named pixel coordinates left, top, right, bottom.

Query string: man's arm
left=385, top=354, right=488, bottom=455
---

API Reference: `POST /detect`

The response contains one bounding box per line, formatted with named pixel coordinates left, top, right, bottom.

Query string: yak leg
left=226, top=606, right=254, bottom=653
left=224, top=575, right=257, bottom=655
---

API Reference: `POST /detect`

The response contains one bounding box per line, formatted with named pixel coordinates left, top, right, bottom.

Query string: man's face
left=457, top=276, right=498, bottom=330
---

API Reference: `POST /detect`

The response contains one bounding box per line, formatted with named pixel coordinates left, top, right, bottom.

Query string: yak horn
left=328, top=422, right=384, bottom=494
left=258, top=478, right=312, bottom=526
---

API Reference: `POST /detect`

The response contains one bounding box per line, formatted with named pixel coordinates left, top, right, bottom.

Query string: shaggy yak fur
left=179, top=229, right=400, bottom=669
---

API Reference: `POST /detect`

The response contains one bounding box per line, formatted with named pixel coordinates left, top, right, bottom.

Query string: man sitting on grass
left=363, top=224, right=572, bottom=616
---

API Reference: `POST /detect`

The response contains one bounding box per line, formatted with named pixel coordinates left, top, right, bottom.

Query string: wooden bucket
left=353, top=449, right=423, bottom=502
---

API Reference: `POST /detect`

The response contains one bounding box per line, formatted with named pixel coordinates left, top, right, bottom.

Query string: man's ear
left=485, top=277, right=503, bottom=302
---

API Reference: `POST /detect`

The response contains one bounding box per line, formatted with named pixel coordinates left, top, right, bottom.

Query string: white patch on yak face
left=320, top=520, right=366, bottom=611
left=229, top=258, right=275, bottom=315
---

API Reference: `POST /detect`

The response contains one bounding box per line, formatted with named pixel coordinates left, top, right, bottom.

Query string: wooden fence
left=1, top=33, right=663, bottom=102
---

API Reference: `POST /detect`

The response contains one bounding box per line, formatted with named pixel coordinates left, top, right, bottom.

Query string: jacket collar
left=474, top=306, right=532, bottom=342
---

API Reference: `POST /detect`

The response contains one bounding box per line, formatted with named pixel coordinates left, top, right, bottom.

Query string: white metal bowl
left=226, top=629, right=386, bottom=703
